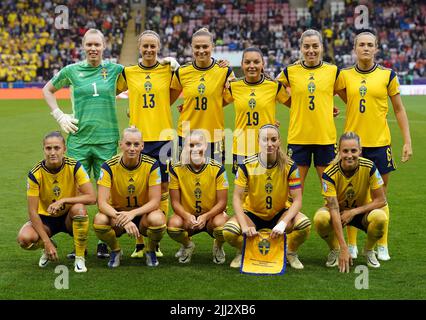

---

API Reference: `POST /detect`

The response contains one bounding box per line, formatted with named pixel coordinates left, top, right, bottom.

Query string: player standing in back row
left=170, top=28, right=234, bottom=164
left=339, top=30, right=412, bottom=261
left=276, top=29, right=346, bottom=192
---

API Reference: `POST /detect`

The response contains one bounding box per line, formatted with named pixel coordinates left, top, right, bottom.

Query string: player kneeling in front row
left=223, top=124, right=311, bottom=270
left=17, top=131, right=96, bottom=273
left=167, top=130, right=229, bottom=264
left=93, top=127, right=166, bottom=268
left=314, top=132, right=388, bottom=272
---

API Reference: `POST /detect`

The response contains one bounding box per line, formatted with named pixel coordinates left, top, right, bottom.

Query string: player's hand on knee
left=116, top=211, right=133, bottom=228
left=124, top=222, right=140, bottom=238
left=51, top=108, right=79, bottom=134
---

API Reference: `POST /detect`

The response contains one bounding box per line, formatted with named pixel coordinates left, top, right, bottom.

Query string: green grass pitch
left=0, top=96, right=425, bottom=300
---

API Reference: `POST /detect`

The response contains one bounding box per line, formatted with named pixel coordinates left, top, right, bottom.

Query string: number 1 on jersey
left=92, top=82, right=99, bottom=97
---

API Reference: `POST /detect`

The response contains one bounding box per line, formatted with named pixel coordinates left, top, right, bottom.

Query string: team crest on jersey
left=198, top=83, right=206, bottom=95
left=258, top=238, right=270, bottom=255
left=307, top=81, right=315, bottom=94
left=53, top=185, right=61, bottom=197
left=194, top=187, right=202, bottom=199
left=265, top=182, right=273, bottom=194
left=248, top=98, right=256, bottom=109
left=101, top=68, right=108, bottom=80
left=359, top=85, right=367, bottom=97
left=144, top=81, right=152, bottom=92
left=128, top=184, right=136, bottom=194
left=346, top=187, right=355, bottom=200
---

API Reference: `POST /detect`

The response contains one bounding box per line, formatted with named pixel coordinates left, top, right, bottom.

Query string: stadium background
left=0, top=0, right=425, bottom=300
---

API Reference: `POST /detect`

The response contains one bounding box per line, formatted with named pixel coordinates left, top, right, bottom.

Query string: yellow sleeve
left=234, top=165, right=248, bottom=188
left=321, top=175, right=337, bottom=198
left=27, top=175, right=39, bottom=197
left=75, top=163, right=91, bottom=186
left=216, top=166, right=229, bottom=190
left=97, top=166, right=112, bottom=188
left=168, top=166, right=180, bottom=190
left=223, top=87, right=234, bottom=104
left=387, top=71, right=400, bottom=97
left=276, top=69, right=289, bottom=87
left=149, top=164, right=162, bottom=187
left=116, top=71, right=128, bottom=93
left=170, top=70, right=182, bottom=91
left=334, top=68, right=345, bottom=91
left=370, top=168, right=384, bottom=190
left=276, top=83, right=290, bottom=104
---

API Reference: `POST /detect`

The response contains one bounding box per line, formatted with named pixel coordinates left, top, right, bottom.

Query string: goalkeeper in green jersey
left=43, top=29, right=125, bottom=259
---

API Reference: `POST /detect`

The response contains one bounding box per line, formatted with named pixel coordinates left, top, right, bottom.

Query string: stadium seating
left=1, top=0, right=424, bottom=84
left=145, top=0, right=425, bottom=83
left=0, top=0, right=130, bottom=83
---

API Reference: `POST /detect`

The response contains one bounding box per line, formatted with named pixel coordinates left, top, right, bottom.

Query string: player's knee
left=211, top=212, right=228, bottom=229
left=223, top=221, right=242, bottom=247
left=313, top=208, right=331, bottom=231
left=167, top=214, right=183, bottom=229
left=93, top=212, right=109, bottom=225
left=146, top=210, right=166, bottom=227
left=17, top=233, right=38, bottom=250
left=69, top=204, right=87, bottom=217
left=369, top=209, right=388, bottom=230
left=293, top=214, right=312, bottom=232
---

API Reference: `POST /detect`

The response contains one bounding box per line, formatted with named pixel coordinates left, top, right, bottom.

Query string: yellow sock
left=167, top=227, right=191, bottom=246
left=377, top=204, right=389, bottom=247
left=346, top=225, right=358, bottom=246
left=223, top=221, right=243, bottom=251
left=313, top=208, right=339, bottom=250
left=160, top=192, right=169, bottom=214
left=72, top=215, right=89, bottom=257
left=147, top=224, right=166, bottom=252
left=287, top=216, right=311, bottom=253
left=365, top=209, right=387, bottom=251
left=213, top=226, right=225, bottom=246
left=93, top=224, right=120, bottom=252
left=135, top=235, right=144, bottom=245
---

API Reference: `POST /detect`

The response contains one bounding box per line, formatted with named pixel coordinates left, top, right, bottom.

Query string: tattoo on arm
left=326, top=197, right=339, bottom=211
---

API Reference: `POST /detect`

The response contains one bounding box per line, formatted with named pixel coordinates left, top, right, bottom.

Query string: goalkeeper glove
left=160, top=57, right=180, bottom=71
left=51, top=108, right=79, bottom=134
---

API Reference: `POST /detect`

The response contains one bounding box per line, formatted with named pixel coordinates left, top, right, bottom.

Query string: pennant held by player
left=240, top=229, right=286, bottom=275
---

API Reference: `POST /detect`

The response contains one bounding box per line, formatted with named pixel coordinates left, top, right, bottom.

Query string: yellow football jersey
left=117, top=62, right=174, bottom=141
left=276, top=61, right=344, bottom=144
left=97, top=154, right=161, bottom=211
left=169, top=158, right=229, bottom=216
left=224, top=76, right=290, bottom=156
left=170, top=59, right=234, bottom=142
left=322, top=157, right=385, bottom=210
left=27, top=157, right=91, bottom=216
left=234, top=155, right=301, bottom=221
left=341, top=64, right=400, bottom=147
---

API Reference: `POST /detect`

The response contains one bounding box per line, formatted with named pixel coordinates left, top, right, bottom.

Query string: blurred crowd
left=146, top=0, right=425, bottom=84
left=0, top=0, right=130, bottom=82
left=1, top=0, right=424, bottom=84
